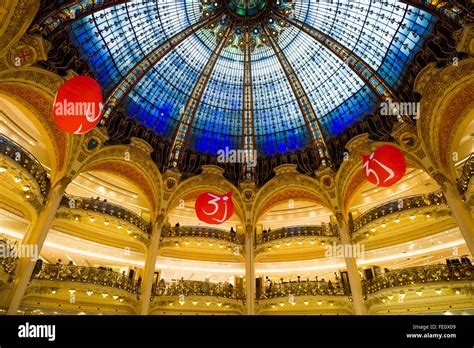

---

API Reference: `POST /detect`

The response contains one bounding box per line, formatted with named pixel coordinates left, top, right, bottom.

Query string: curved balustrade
left=258, top=280, right=349, bottom=300
left=33, top=263, right=140, bottom=294
left=257, top=224, right=338, bottom=244
left=362, top=264, right=474, bottom=295
left=0, top=239, right=19, bottom=275
left=161, top=226, right=244, bottom=245
left=61, top=194, right=151, bottom=234
left=153, top=280, right=245, bottom=300
left=0, top=256, right=18, bottom=275
left=351, top=190, right=447, bottom=233
left=0, top=134, right=50, bottom=198
left=457, top=153, right=474, bottom=194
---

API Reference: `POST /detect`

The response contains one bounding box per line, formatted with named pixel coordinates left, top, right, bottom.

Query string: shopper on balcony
left=461, top=256, right=472, bottom=265
left=230, top=227, right=236, bottom=241
left=265, top=276, right=273, bottom=292
left=32, top=259, right=43, bottom=277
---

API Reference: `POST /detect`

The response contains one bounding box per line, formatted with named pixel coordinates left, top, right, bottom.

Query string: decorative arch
left=415, top=58, right=474, bottom=179
left=335, top=139, right=426, bottom=213
left=0, top=81, right=65, bottom=175
left=252, top=173, right=332, bottom=224
left=167, top=172, right=246, bottom=225
left=77, top=144, right=163, bottom=216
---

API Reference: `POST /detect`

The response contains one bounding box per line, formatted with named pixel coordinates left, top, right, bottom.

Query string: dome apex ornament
left=200, top=0, right=295, bottom=51
left=227, top=0, right=268, bottom=17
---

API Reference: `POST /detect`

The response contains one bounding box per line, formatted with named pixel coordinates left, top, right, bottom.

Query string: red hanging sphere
left=195, top=192, right=234, bottom=225
left=362, top=145, right=407, bottom=187
left=53, top=76, right=104, bottom=134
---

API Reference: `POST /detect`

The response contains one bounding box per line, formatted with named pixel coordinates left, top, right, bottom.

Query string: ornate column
left=336, top=213, right=366, bottom=315
left=7, top=176, right=70, bottom=314
left=139, top=214, right=164, bottom=315
left=245, top=225, right=255, bottom=315
left=435, top=174, right=474, bottom=255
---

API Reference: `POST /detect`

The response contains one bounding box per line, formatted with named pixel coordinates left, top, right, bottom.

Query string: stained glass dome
left=67, top=0, right=436, bottom=157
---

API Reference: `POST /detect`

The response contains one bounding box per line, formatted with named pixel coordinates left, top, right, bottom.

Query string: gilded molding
left=0, top=0, right=40, bottom=58
left=0, top=67, right=63, bottom=98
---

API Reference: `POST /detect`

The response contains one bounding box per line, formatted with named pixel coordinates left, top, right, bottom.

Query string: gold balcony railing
left=153, top=280, right=245, bottom=301
left=457, top=153, right=474, bottom=194
left=351, top=190, right=447, bottom=233
left=0, top=239, right=18, bottom=276
left=257, top=280, right=350, bottom=299
left=161, top=226, right=245, bottom=245
left=33, top=263, right=140, bottom=294
left=0, top=134, right=50, bottom=198
left=0, top=256, right=17, bottom=275
left=256, top=224, right=338, bottom=244
left=60, top=194, right=151, bottom=234
left=362, top=263, right=474, bottom=295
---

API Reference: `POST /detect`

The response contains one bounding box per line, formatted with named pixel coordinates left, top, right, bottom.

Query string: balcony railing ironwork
left=351, top=190, right=447, bottom=233
left=457, top=153, right=474, bottom=194
left=0, top=134, right=50, bottom=198
left=257, top=224, right=338, bottom=244
left=362, top=263, right=474, bottom=295
left=0, top=256, right=18, bottom=275
left=161, top=226, right=244, bottom=245
left=33, top=263, right=140, bottom=294
left=61, top=194, right=151, bottom=234
left=153, top=280, right=245, bottom=300
left=257, top=280, right=350, bottom=299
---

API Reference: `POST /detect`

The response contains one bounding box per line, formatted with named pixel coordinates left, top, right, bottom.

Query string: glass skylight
left=68, top=0, right=435, bottom=156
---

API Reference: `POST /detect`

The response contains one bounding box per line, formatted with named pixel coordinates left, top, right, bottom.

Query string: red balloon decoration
left=362, top=145, right=406, bottom=187
left=195, top=192, right=234, bottom=225
left=53, top=76, right=104, bottom=134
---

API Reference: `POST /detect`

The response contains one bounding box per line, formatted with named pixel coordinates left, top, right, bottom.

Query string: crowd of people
left=446, top=257, right=472, bottom=266
left=263, top=273, right=343, bottom=292
left=173, top=222, right=238, bottom=242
